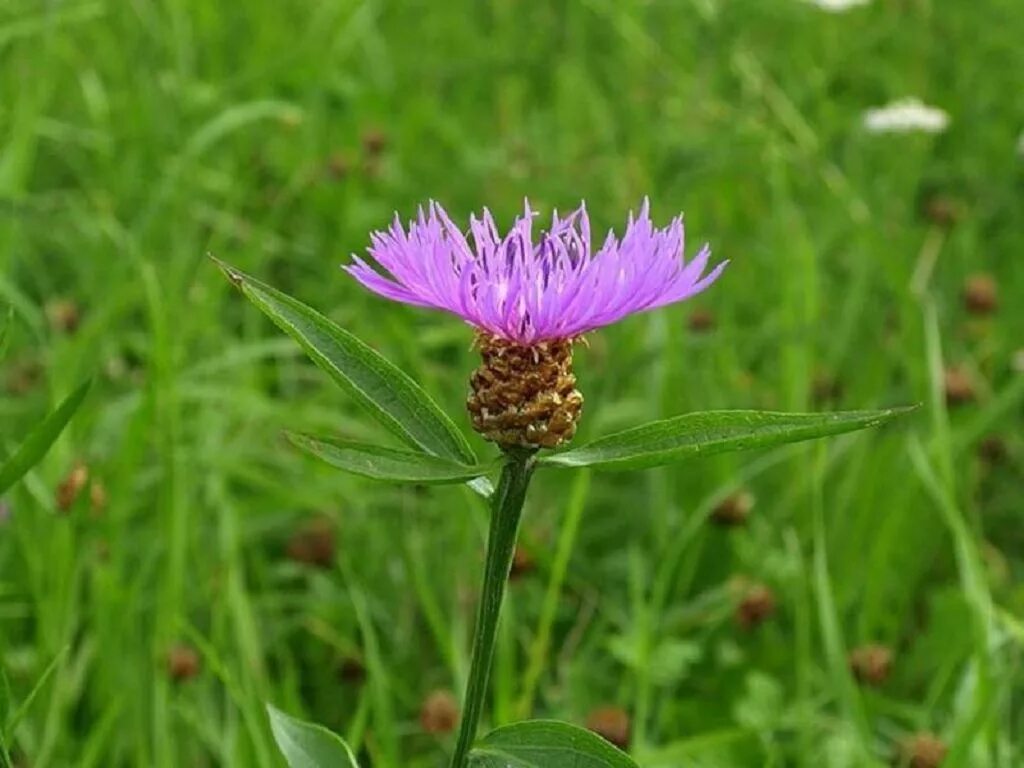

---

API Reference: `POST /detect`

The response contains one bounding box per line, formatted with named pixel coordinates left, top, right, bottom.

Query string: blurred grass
left=1, top=0, right=1023, bottom=766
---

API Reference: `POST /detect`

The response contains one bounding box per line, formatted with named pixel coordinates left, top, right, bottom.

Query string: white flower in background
left=804, top=0, right=870, bottom=11
left=862, top=98, right=950, bottom=135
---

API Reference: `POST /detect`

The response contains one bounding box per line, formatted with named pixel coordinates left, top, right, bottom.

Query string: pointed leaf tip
left=0, top=380, right=92, bottom=496
left=208, top=254, right=244, bottom=288
left=267, top=704, right=360, bottom=768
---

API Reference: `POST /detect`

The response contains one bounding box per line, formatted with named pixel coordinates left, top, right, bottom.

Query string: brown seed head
left=736, top=584, right=776, bottom=630
left=286, top=517, right=336, bottom=569
left=325, top=152, right=351, bottom=181
left=687, top=308, right=716, bottom=333
left=167, top=644, right=201, bottom=682
left=337, top=655, right=367, bottom=685
left=898, top=732, right=947, bottom=768
left=977, top=436, right=1007, bottom=465
left=943, top=367, right=975, bottom=406
left=467, top=332, right=584, bottom=449
left=45, top=299, right=81, bottom=334
left=962, top=274, right=997, bottom=315
left=419, top=689, right=459, bottom=735
left=90, top=480, right=108, bottom=515
left=5, top=358, right=43, bottom=396
left=849, top=644, right=893, bottom=686
left=711, top=492, right=755, bottom=527
left=361, top=129, right=387, bottom=157
left=509, top=545, right=536, bottom=581
left=56, top=463, right=90, bottom=513
left=811, top=371, right=844, bottom=406
left=585, top=706, right=631, bottom=750
left=921, top=196, right=962, bottom=228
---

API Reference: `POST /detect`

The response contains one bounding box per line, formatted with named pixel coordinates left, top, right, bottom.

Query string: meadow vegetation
left=1, top=1, right=1022, bottom=765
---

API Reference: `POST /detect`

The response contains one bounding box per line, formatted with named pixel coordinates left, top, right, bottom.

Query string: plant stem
left=449, top=449, right=535, bottom=768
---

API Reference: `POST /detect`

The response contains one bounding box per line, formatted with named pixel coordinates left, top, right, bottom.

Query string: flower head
left=347, top=199, right=725, bottom=345
left=862, top=98, right=949, bottom=135
left=347, top=199, right=725, bottom=449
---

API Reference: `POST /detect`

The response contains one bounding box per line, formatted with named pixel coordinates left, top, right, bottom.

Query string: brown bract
left=467, top=332, right=584, bottom=449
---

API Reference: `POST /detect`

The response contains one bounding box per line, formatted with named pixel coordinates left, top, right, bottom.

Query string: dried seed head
left=585, top=706, right=631, bottom=750
left=361, top=128, right=387, bottom=157
left=509, top=545, right=536, bottom=581
left=56, top=463, right=90, bottom=513
left=962, top=273, right=997, bottom=315
left=90, top=480, right=108, bottom=515
left=337, top=655, right=367, bottom=685
left=419, top=689, right=459, bottom=735
left=325, top=151, right=351, bottom=181
left=943, top=367, right=975, bottom=406
left=977, top=435, right=1007, bottom=465
left=897, top=732, right=947, bottom=768
left=849, top=644, right=893, bottom=686
left=5, top=358, right=43, bottom=396
left=921, top=195, right=962, bottom=228
left=467, top=332, right=584, bottom=449
left=811, top=371, right=844, bottom=406
left=45, top=299, right=82, bottom=334
left=711, top=491, right=755, bottom=527
left=167, top=644, right=201, bottom=682
left=286, top=517, right=336, bottom=569
left=687, top=308, right=716, bottom=333
left=736, top=583, right=777, bottom=630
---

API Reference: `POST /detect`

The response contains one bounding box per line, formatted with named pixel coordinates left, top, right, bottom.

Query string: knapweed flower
left=347, top=200, right=725, bottom=448
left=862, top=98, right=949, bottom=135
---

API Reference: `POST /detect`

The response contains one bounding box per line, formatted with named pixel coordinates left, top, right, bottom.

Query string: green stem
left=450, top=450, right=535, bottom=768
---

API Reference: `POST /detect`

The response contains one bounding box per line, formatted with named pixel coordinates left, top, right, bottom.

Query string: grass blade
left=0, top=380, right=91, bottom=495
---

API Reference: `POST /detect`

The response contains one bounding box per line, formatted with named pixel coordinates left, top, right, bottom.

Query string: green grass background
left=1, top=0, right=1023, bottom=765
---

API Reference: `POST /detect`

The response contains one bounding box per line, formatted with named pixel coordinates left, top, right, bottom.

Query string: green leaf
left=540, top=407, right=917, bottom=471
left=212, top=258, right=475, bottom=466
left=469, top=720, right=638, bottom=768
left=0, top=380, right=92, bottom=496
left=287, top=432, right=495, bottom=484
left=267, top=704, right=359, bottom=768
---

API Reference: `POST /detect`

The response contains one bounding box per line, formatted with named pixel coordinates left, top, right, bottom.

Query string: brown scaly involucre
left=467, top=332, right=584, bottom=449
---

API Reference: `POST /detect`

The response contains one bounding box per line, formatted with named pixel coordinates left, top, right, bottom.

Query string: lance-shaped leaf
left=267, top=704, right=359, bottom=768
left=288, top=433, right=495, bottom=484
left=0, top=381, right=92, bottom=495
left=212, top=258, right=475, bottom=465
left=539, top=407, right=916, bottom=471
left=469, top=720, right=639, bottom=768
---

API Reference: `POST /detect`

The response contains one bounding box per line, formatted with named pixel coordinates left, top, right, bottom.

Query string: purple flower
left=346, top=199, right=726, bottom=345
